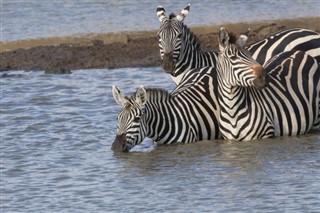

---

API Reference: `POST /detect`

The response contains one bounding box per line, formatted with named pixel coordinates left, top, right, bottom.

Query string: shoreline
left=1, top=17, right=319, bottom=73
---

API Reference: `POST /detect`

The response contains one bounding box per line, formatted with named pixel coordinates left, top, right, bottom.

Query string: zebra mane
left=228, top=32, right=238, bottom=44
left=182, top=24, right=201, bottom=50
left=133, top=87, right=171, bottom=102
left=169, top=13, right=176, bottom=19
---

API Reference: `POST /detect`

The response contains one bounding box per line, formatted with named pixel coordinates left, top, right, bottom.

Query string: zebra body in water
left=111, top=28, right=320, bottom=152
left=111, top=67, right=219, bottom=152
left=216, top=27, right=320, bottom=140
left=157, top=4, right=320, bottom=84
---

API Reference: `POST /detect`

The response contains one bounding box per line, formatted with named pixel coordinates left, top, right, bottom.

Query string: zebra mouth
left=253, top=74, right=269, bottom=90
left=112, top=133, right=130, bottom=152
left=162, top=61, right=175, bottom=74
left=252, top=66, right=269, bottom=90
left=162, top=52, right=175, bottom=74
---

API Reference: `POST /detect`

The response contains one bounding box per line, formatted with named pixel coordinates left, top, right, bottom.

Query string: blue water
left=2, top=0, right=320, bottom=41
left=2, top=1, right=320, bottom=211
left=1, top=68, right=320, bottom=212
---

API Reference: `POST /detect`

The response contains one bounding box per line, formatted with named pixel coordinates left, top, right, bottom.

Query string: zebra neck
left=174, top=28, right=218, bottom=77
left=215, top=60, right=248, bottom=112
left=142, top=90, right=177, bottom=143
left=174, top=47, right=218, bottom=79
left=217, top=75, right=273, bottom=140
left=218, top=84, right=248, bottom=113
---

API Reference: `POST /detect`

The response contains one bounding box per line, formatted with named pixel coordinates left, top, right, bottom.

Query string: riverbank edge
left=1, top=17, right=319, bottom=73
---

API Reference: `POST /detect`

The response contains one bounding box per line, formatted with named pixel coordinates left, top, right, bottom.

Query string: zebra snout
left=111, top=133, right=129, bottom=152
left=163, top=50, right=173, bottom=57
left=162, top=51, right=175, bottom=74
left=253, top=66, right=269, bottom=90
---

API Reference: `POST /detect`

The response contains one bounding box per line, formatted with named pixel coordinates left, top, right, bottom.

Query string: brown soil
left=1, top=17, right=319, bottom=73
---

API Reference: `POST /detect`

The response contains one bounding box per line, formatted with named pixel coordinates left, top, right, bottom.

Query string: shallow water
left=1, top=68, right=320, bottom=212
left=2, top=0, right=320, bottom=41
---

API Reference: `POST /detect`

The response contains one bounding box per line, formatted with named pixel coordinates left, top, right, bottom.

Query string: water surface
left=2, top=0, right=319, bottom=41
left=1, top=68, right=320, bottom=212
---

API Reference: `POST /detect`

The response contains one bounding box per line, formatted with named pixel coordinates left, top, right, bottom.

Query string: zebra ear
left=156, top=5, right=167, bottom=22
left=236, top=28, right=250, bottom=47
left=219, top=27, right=230, bottom=51
left=176, top=3, right=190, bottom=21
left=135, top=85, right=147, bottom=107
left=112, top=85, right=127, bottom=107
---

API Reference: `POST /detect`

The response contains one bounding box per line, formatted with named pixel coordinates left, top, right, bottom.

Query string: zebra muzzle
left=162, top=51, right=175, bottom=74
left=253, top=66, right=269, bottom=90
left=111, top=133, right=129, bottom=152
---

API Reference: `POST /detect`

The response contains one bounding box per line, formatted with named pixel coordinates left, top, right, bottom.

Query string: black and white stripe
left=157, top=4, right=217, bottom=84
left=248, top=28, right=320, bottom=66
left=216, top=27, right=320, bottom=141
left=111, top=67, right=220, bottom=152
left=157, top=4, right=320, bottom=84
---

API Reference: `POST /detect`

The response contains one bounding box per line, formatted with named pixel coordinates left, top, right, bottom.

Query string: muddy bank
left=1, top=17, right=319, bottom=73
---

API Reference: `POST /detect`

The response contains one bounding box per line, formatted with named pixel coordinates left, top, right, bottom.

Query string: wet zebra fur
left=157, top=4, right=320, bottom=85
left=111, top=30, right=320, bottom=151
left=216, top=27, right=320, bottom=140
left=111, top=67, right=219, bottom=152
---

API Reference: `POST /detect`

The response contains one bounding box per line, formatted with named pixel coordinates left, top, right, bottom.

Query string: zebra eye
left=230, top=55, right=238, bottom=61
left=132, top=116, right=141, bottom=122
left=177, top=33, right=182, bottom=39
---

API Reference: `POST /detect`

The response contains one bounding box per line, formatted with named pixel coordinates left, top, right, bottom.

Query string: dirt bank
left=1, top=17, right=319, bottom=73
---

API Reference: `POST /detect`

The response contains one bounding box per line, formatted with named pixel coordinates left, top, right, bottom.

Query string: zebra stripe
left=157, top=5, right=217, bottom=84
left=248, top=28, right=320, bottom=66
left=157, top=4, right=320, bottom=84
left=112, top=30, right=319, bottom=151
left=216, top=27, right=320, bottom=141
left=111, top=67, right=219, bottom=152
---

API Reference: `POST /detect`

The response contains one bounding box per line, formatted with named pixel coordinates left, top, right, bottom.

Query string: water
left=2, top=0, right=320, bottom=41
left=1, top=68, right=320, bottom=212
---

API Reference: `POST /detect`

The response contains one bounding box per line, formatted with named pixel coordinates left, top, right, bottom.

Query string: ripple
left=1, top=68, right=320, bottom=213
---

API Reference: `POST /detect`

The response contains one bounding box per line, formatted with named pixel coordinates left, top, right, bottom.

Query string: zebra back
left=248, top=28, right=320, bottom=66
left=111, top=67, right=220, bottom=152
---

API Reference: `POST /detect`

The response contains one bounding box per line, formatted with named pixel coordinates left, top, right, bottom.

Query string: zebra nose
left=252, top=65, right=268, bottom=89
left=163, top=51, right=173, bottom=57
left=252, top=65, right=263, bottom=76
left=162, top=51, right=175, bottom=74
left=163, top=51, right=173, bottom=61
left=112, top=133, right=129, bottom=152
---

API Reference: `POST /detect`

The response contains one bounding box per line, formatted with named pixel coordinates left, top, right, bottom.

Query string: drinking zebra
left=111, top=30, right=319, bottom=151
left=216, top=27, right=320, bottom=140
left=111, top=66, right=219, bottom=152
left=157, top=4, right=320, bottom=84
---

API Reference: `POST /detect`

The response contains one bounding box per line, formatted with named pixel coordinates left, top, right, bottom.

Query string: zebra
left=111, top=29, right=319, bottom=151
left=216, top=27, right=320, bottom=140
left=156, top=4, right=320, bottom=85
left=111, top=66, right=220, bottom=152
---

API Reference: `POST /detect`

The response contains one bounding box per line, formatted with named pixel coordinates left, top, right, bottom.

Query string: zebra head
left=156, top=4, right=190, bottom=75
left=111, top=85, right=148, bottom=152
left=218, top=27, right=269, bottom=90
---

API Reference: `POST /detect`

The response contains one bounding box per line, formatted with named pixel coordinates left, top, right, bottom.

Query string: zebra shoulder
left=265, top=50, right=319, bottom=78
